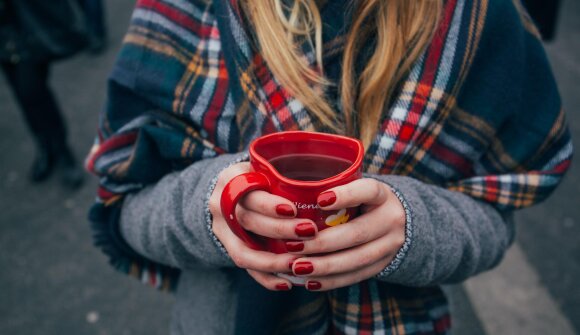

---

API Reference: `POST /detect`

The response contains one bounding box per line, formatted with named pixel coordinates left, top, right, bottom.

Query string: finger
left=240, top=190, right=297, bottom=218
left=317, top=178, right=389, bottom=210
left=236, top=206, right=317, bottom=240
left=215, top=162, right=251, bottom=190
left=291, top=230, right=404, bottom=278
left=209, top=162, right=251, bottom=218
left=246, top=269, right=293, bottom=291
left=289, top=208, right=394, bottom=254
left=303, top=258, right=390, bottom=291
left=212, top=215, right=296, bottom=273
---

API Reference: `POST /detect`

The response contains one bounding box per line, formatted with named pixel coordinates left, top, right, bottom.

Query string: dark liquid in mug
left=269, top=154, right=353, bottom=181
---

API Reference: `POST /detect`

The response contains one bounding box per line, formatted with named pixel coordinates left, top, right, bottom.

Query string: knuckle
left=343, top=185, right=355, bottom=200
left=257, top=200, right=270, bottom=214
left=352, top=227, right=369, bottom=245
left=218, top=168, right=234, bottom=184
left=393, top=207, right=407, bottom=227
left=373, top=180, right=384, bottom=198
left=236, top=162, right=251, bottom=173
left=314, top=260, right=329, bottom=276
left=273, top=221, right=286, bottom=237
left=240, top=192, right=255, bottom=207
left=317, top=280, right=333, bottom=292
left=237, top=209, right=250, bottom=228
left=393, top=231, right=406, bottom=249
left=358, top=252, right=375, bottom=267
left=231, top=253, right=247, bottom=269
left=264, top=257, right=278, bottom=271
left=374, top=246, right=389, bottom=263
left=208, top=198, right=220, bottom=216
left=211, top=219, right=223, bottom=236
left=307, top=238, right=324, bottom=253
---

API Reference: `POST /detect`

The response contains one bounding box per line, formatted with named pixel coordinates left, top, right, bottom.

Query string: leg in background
left=1, top=60, right=84, bottom=188
left=79, top=0, right=107, bottom=53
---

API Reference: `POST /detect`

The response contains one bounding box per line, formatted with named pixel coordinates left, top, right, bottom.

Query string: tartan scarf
left=86, top=0, right=572, bottom=334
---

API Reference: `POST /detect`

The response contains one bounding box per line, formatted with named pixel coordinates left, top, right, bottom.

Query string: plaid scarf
left=86, top=0, right=572, bottom=333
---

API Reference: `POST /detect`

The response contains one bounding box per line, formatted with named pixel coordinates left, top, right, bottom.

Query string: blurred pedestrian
left=521, top=0, right=561, bottom=41
left=86, top=1, right=572, bottom=334
left=0, top=0, right=86, bottom=188
left=79, top=0, right=107, bottom=54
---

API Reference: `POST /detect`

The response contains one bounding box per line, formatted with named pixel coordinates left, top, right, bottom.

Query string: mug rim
left=249, top=131, right=364, bottom=188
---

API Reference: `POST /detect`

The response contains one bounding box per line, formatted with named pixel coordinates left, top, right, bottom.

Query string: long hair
left=241, top=0, right=443, bottom=148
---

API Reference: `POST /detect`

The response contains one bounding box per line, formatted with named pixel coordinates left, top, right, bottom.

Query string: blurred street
left=0, top=0, right=578, bottom=334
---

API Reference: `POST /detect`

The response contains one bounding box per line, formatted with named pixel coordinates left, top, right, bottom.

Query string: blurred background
left=0, top=0, right=578, bottom=334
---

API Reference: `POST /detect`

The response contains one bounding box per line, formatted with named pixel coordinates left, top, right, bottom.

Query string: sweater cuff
left=204, top=152, right=250, bottom=260
left=375, top=184, right=413, bottom=278
left=362, top=175, right=414, bottom=279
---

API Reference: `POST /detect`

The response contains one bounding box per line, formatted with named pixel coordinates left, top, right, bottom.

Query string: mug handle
left=220, top=172, right=271, bottom=251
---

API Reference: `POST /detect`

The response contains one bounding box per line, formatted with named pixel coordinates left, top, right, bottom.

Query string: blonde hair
left=241, top=0, right=443, bottom=148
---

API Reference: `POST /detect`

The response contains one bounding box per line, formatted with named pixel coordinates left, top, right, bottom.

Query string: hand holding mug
left=209, top=162, right=314, bottom=291
left=287, top=178, right=406, bottom=291
left=211, top=131, right=363, bottom=289
left=210, top=169, right=406, bottom=291
left=211, top=132, right=406, bottom=291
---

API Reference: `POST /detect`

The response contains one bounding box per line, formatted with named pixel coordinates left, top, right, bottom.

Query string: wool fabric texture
left=86, top=0, right=573, bottom=333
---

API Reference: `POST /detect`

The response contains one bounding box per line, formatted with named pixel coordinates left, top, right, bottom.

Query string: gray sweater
left=120, top=152, right=514, bottom=334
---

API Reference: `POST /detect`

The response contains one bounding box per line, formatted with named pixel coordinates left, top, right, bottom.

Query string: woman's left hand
left=289, top=178, right=407, bottom=291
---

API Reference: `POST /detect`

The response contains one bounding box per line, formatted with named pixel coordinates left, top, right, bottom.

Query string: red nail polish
left=294, top=261, right=314, bottom=275
left=307, top=281, right=322, bottom=290
left=276, top=204, right=295, bottom=217
left=285, top=241, right=304, bottom=252
left=295, top=222, right=316, bottom=237
left=317, top=191, right=336, bottom=207
left=275, top=283, right=290, bottom=291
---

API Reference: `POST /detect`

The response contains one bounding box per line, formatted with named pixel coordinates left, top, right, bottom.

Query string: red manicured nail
left=285, top=241, right=304, bottom=252
left=276, top=204, right=295, bottom=217
left=317, top=191, right=336, bottom=207
left=294, top=261, right=314, bottom=275
left=295, top=222, right=316, bottom=237
left=306, top=281, right=322, bottom=290
left=275, top=283, right=290, bottom=291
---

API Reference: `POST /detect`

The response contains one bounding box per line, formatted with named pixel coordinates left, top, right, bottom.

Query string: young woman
left=86, top=0, right=573, bottom=334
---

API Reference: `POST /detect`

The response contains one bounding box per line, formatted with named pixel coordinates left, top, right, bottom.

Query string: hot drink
left=269, top=154, right=352, bottom=181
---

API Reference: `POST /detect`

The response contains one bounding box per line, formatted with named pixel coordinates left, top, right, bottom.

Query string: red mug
left=220, top=131, right=364, bottom=256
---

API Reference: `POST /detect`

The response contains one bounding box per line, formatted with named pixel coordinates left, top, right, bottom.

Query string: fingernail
left=294, top=261, right=314, bottom=275
left=276, top=204, right=295, bottom=217
left=306, top=281, right=322, bottom=290
left=317, top=191, right=336, bottom=207
left=275, top=283, right=290, bottom=291
left=285, top=241, right=304, bottom=252
left=295, top=222, right=316, bottom=237
left=288, top=259, right=296, bottom=270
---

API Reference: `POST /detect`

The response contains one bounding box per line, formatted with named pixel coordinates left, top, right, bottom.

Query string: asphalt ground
left=0, top=1, right=578, bottom=334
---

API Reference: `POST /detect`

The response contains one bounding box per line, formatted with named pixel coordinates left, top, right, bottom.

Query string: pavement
left=0, top=1, right=578, bottom=334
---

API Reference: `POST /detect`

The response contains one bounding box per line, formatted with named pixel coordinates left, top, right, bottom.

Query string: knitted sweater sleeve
left=368, top=174, right=514, bottom=286
left=118, top=153, right=247, bottom=270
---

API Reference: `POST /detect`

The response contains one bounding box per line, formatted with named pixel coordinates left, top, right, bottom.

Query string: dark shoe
left=29, top=141, right=55, bottom=183
left=57, top=148, right=85, bottom=190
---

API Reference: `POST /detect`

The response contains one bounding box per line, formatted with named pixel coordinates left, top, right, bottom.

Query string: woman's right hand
left=208, top=162, right=319, bottom=291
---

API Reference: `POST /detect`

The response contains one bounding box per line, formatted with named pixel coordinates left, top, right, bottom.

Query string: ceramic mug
left=220, top=131, right=364, bottom=257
